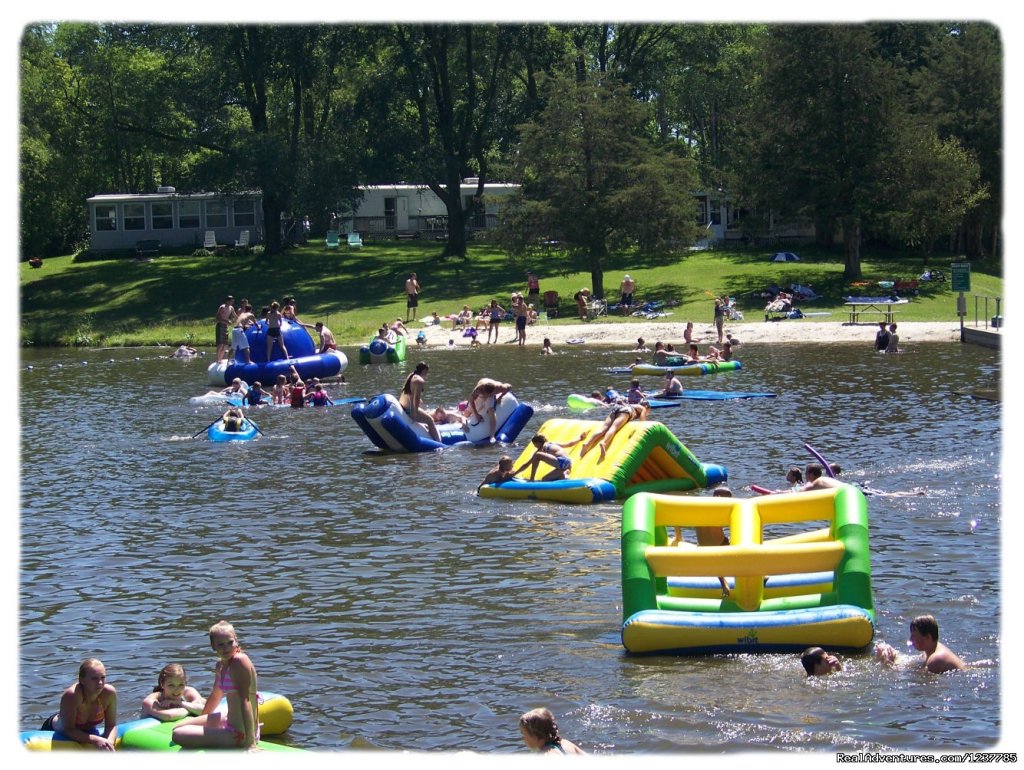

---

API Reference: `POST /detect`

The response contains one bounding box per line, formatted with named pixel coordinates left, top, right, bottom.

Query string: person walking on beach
left=405, top=273, right=420, bottom=321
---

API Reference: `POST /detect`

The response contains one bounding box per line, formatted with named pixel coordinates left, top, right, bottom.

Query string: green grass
left=19, top=241, right=1003, bottom=348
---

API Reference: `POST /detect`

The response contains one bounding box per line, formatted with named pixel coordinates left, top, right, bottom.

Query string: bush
left=192, top=248, right=214, bottom=257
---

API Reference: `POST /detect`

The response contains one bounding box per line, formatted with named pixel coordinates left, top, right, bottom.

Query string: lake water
left=18, top=338, right=1004, bottom=755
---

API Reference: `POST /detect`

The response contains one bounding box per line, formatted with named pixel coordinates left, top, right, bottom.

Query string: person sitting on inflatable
left=513, top=433, right=587, bottom=482
left=399, top=363, right=442, bottom=443
left=466, top=378, right=512, bottom=441
left=222, top=406, right=246, bottom=432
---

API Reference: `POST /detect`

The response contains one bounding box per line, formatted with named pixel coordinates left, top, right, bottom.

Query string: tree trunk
left=262, top=193, right=283, bottom=254
left=444, top=206, right=467, bottom=258
left=588, top=242, right=607, bottom=298
left=842, top=218, right=862, bottom=280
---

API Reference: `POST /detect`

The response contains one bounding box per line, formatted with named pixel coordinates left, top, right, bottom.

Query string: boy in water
left=801, top=647, right=843, bottom=676
left=875, top=615, right=965, bottom=673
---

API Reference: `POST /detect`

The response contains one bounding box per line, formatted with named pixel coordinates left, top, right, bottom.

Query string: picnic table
left=843, top=297, right=908, bottom=324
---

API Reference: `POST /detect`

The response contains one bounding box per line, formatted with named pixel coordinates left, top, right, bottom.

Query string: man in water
left=875, top=615, right=965, bottom=673
left=313, top=322, right=337, bottom=353
left=801, top=463, right=843, bottom=491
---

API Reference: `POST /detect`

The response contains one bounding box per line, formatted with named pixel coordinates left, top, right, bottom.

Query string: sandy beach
left=412, top=318, right=966, bottom=349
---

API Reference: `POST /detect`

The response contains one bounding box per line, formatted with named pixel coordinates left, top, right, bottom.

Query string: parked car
left=771, top=251, right=801, bottom=262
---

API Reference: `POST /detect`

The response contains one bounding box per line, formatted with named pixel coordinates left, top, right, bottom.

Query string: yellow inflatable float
left=478, top=417, right=726, bottom=504
left=621, top=486, right=875, bottom=654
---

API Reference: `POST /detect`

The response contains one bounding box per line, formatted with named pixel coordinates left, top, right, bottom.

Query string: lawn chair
left=347, top=232, right=363, bottom=249
left=203, top=230, right=217, bottom=250
left=542, top=291, right=560, bottom=318
left=234, top=230, right=251, bottom=250
left=325, top=230, right=340, bottom=249
left=586, top=297, right=607, bottom=320
left=134, top=239, right=161, bottom=260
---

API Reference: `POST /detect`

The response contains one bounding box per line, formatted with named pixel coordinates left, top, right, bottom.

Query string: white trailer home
left=341, top=181, right=518, bottom=237
left=86, top=188, right=264, bottom=252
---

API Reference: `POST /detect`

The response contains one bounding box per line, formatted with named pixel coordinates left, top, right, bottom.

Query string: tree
left=392, top=24, right=515, bottom=259
left=737, top=25, right=911, bottom=279
left=910, top=23, right=1002, bottom=258
left=882, top=126, right=986, bottom=261
left=497, top=73, right=701, bottom=298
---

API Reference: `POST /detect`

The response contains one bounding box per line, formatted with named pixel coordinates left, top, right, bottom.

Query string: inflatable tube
left=620, top=486, right=874, bottom=654
left=117, top=691, right=297, bottom=751
left=206, top=320, right=348, bottom=386
left=208, top=418, right=259, bottom=442
left=351, top=392, right=533, bottom=452
left=750, top=484, right=774, bottom=495
left=629, top=361, right=742, bottom=377
left=358, top=334, right=408, bottom=365
left=805, top=442, right=836, bottom=478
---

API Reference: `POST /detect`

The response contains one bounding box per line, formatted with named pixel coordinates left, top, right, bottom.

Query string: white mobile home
left=86, top=188, right=263, bottom=252
left=342, top=181, right=518, bottom=236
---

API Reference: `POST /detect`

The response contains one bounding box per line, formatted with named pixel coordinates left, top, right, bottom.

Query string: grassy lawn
left=19, top=240, right=1004, bottom=348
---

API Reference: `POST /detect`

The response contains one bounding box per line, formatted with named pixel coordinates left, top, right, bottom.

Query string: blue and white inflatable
left=351, top=392, right=534, bottom=452
left=206, top=319, right=347, bottom=386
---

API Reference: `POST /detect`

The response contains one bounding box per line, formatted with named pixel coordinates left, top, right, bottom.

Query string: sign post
left=951, top=261, right=971, bottom=342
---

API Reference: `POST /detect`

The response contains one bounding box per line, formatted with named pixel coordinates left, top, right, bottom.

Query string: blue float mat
left=659, top=390, right=776, bottom=401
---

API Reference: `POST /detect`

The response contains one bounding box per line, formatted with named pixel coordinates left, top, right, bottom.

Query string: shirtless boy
left=875, top=615, right=965, bottom=673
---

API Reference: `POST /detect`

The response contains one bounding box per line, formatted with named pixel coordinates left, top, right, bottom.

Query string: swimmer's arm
left=141, top=691, right=189, bottom=721
left=201, top=676, right=223, bottom=716
left=100, top=687, right=118, bottom=746
left=230, top=659, right=258, bottom=748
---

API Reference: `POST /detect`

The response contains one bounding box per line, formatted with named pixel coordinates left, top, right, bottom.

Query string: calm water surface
left=18, top=338, right=1003, bottom=754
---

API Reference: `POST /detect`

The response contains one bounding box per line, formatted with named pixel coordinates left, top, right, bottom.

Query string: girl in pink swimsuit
left=172, top=621, right=260, bottom=750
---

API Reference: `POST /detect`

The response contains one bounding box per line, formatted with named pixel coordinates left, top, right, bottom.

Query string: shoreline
left=410, top=319, right=968, bottom=349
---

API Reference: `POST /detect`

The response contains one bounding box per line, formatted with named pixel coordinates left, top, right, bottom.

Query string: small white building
left=341, top=181, right=518, bottom=236
left=86, top=188, right=263, bottom=252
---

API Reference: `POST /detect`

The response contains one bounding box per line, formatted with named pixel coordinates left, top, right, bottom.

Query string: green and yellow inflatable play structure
left=621, top=486, right=875, bottom=654
left=478, top=417, right=726, bottom=504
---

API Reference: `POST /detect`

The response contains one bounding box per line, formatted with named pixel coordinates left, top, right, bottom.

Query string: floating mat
left=657, top=390, right=776, bottom=401
left=567, top=394, right=681, bottom=410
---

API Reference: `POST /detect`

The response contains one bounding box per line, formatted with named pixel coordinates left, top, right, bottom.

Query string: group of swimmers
left=38, top=621, right=260, bottom=751
left=43, top=621, right=584, bottom=755
left=802, top=614, right=965, bottom=677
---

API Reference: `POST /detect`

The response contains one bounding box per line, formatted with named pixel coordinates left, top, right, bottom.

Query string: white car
left=771, top=251, right=801, bottom=262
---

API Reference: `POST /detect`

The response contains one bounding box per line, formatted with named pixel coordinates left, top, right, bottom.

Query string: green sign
left=951, top=261, right=971, bottom=292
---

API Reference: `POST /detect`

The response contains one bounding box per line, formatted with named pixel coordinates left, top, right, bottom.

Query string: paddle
left=247, top=419, right=265, bottom=437
left=192, top=417, right=223, bottom=439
